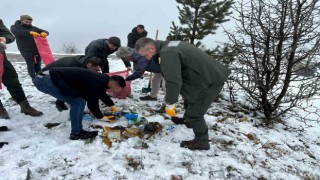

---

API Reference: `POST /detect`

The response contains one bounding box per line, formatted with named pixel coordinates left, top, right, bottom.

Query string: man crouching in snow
left=135, top=38, right=231, bottom=150
left=33, top=67, right=126, bottom=140
left=42, top=56, right=103, bottom=112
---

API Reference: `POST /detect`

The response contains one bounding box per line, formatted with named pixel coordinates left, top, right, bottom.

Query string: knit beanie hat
left=108, top=37, right=121, bottom=47
left=116, top=47, right=133, bottom=58
left=20, top=15, right=33, bottom=21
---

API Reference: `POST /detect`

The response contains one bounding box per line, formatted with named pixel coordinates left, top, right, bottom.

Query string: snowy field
left=0, top=57, right=319, bottom=180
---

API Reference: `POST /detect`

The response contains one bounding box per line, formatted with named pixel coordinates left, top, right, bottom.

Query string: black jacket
left=85, top=39, right=114, bottom=59
left=10, top=20, right=49, bottom=52
left=127, top=27, right=148, bottom=48
left=84, top=38, right=130, bottom=73
left=42, top=55, right=89, bottom=71
left=49, top=67, right=114, bottom=119
left=0, top=19, right=15, bottom=56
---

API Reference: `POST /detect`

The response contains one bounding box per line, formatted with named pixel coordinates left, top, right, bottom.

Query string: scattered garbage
left=82, top=114, right=95, bottom=123
left=102, top=121, right=163, bottom=148
left=133, top=140, right=149, bottom=149
left=124, top=113, right=139, bottom=124
left=123, top=128, right=143, bottom=139
left=166, top=126, right=175, bottom=132
left=44, top=123, right=61, bottom=129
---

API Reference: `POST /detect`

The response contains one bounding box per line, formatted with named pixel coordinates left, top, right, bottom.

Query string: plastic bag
left=34, top=36, right=54, bottom=65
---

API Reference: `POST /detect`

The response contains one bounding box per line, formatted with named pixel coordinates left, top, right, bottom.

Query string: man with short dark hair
left=10, top=15, right=49, bottom=79
left=127, top=25, right=147, bottom=71
left=85, top=37, right=131, bottom=73
left=135, top=37, right=231, bottom=150
left=33, top=67, right=126, bottom=140
left=42, top=56, right=102, bottom=111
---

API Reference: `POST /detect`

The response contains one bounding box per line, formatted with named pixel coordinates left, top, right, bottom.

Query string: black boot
left=55, top=100, right=68, bottom=112
left=0, top=126, right=8, bottom=131
left=70, top=129, right=98, bottom=140
left=0, top=142, right=9, bottom=148
left=0, top=101, right=10, bottom=119
left=180, top=139, right=210, bottom=150
left=19, top=100, right=43, bottom=117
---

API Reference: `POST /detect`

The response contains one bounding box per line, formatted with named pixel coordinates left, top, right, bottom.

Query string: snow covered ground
left=0, top=57, right=319, bottom=180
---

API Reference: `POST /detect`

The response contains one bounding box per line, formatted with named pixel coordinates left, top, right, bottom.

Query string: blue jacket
left=126, top=50, right=160, bottom=81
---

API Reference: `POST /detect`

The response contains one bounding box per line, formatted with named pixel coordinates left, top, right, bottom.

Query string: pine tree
left=168, top=0, right=234, bottom=45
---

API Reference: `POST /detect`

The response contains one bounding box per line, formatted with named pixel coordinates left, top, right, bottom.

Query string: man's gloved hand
left=165, top=104, right=176, bottom=117
left=110, top=106, right=117, bottom=113
left=30, top=31, right=39, bottom=37
left=40, top=32, right=47, bottom=38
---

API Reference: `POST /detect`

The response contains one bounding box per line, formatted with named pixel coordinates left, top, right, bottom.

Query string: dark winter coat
left=85, top=38, right=130, bottom=73
left=49, top=67, right=114, bottom=119
left=42, top=55, right=89, bottom=71
left=154, top=40, right=231, bottom=104
left=127, top=27, right=148, bottom=48
left=85, top=39, right=114, bottom=59
left=0, top=19, right=15, bottom=53
left=0, top=20, right=26, bottom=103
left=10, top=20, right=49, bottom=52
left=126, top=49, right=160, bottom=81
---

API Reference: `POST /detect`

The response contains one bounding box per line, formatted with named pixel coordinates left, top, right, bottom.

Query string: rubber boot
left=0, top=101, right=10, bottom=119
left=19, top=100, right=43, bottom=117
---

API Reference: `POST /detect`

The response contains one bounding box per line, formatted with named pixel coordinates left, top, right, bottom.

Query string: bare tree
left=227, top=0, right=320, bottom=123
left=60, top=42, right=80, bottom=54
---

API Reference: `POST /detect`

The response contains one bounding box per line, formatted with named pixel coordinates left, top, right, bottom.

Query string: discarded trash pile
left=83, top=110, right=163, bottom=148
left=102, top=121, right=163, bottom=148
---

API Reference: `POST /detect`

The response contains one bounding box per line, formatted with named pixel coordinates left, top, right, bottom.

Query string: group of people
left=0, top=15, right=231, bottom=151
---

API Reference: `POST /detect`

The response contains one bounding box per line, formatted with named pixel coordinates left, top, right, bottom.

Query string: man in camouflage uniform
left=135, top=38, right=230, bottom=150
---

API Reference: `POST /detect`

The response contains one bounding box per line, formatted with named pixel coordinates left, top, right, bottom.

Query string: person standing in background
left=10, top=15, right=49, bottom=80
left=127, top=25, right=147, bottom=71
left=85, top=37, right=131, bottom=73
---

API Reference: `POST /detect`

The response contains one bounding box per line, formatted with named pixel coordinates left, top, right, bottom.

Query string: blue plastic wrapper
left=124, top=114, right=139, bottom=125
left=166, top=126, right=175, bottom=132
left=82, top=114, right=95, bottom=123
left=124, top=113, right=138, bottom=120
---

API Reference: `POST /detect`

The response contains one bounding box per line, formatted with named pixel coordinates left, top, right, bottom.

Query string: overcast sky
left=2, top=0, right=232, bottom=53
